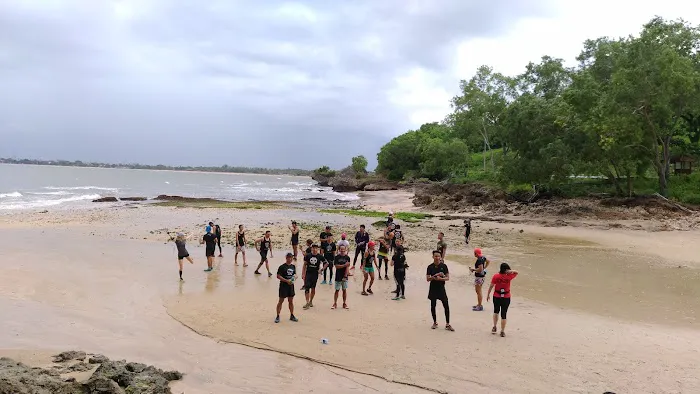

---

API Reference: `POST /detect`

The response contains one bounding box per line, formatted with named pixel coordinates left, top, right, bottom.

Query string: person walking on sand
left=385, top=223, right=396, bottom=254
left=200, top=226, right=217, bottom=272
left=377, top=236, right=390, bottom=280
left=361, top=241, right=378, bottom=296
left=320, top=225, right=332, bottom=250
left=289, top=221, right=300, bottom=261
left=321, top=235, right=337, bottom=285
left=436, top=232, right=448, bottom=261
left=235, top=225, right=248, bottom=266
left=302, top=244, right=326, bottom=309
left=391, top=245, right=408, bottom=300
left=254, top=231, right=274, bottom=276
left=299, top=239, right=314, bottom=291
left=427, top=250, right=453, bottom=331
left=469, top=248, right=491, bottom=311
left=209, top=222, right=223, bottom=257
left=464, top=219, right=472, bottom=245
left=171, top=232, right=194, bottom=280
left=275, top=253, right=298, bottom=323
left=352, top=225, right=370, bottom=269
left=487, top=263, right=518, bottom=337
left=332, top=245, right=351, bottom=310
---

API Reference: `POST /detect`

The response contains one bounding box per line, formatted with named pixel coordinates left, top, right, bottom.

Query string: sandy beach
left=1, top=191, right=700, bottom=393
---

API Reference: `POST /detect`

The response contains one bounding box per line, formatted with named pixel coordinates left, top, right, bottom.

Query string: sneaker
left=400, top=295, right=405, bottom=299
left=290, top=315, right=298, bottom=322
left=309, top=302, right=314, bottom=308
left=472, top=305, right=484, bottom=312
left=268, top=272, right=272, bottom=277
left=254, top=271, right=261, bottom=275
left=378, top=276, right=383, bottom=280
left=204, top=268, right=212, bottom=272
left=303, top=303, right=310, bottom=310
left=367, top=289, right=373, bottom=295
left=391, top=290, right=398, bottom=294
left=431, top=323, right=438, bottom=329
left=384, top=275, right=389, bottom=280
left=392, top=297, right=401, bottom=301
left=274, top=316, right=280, bottom=323
left=361, top=291, right=368, bottom=296
left=321, top=280, right=327, bottom=285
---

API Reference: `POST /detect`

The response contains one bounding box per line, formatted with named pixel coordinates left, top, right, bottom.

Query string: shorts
left=205, top=247, right=215, bottom=257
left=428, top=286, right=448, bottom=301
left=363, top=266, right=374, bottom=274
left=474, top=276, right=485, bottom=286
left=334, top=279, right=348, bottom=291
left=237, top=245, right=246, bottom=251
left=260, top=251, right=268, bottom=261
left=178, top=254, right=189, bottom=260
left=279, top=284, right=295, bottom=299
left=291, top=238, right=299, bottom=246
left=304, top=274, right=319, bottom=289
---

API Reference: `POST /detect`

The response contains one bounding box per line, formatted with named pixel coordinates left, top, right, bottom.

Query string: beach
left=1, top=190, right=700, bottom=393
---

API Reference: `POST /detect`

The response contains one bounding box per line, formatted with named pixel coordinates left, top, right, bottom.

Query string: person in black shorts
left=289, top=221, right=300, bottom=261
left=275, top=253, right=298, bottom=323
left=391, top=245, right=408, bottom=300
left=200, top=226, right=216, bottom=272
left=235, top=225, right=248, bottom=267
left=302, top=244, right=326, bottom=310
left=332, top=245, right=351, bottom=310
left=170, top=232, right=194, bottom=280
left=464, top=219, right=472, bottom=245
left=427, top=250, right=453, bottom=331
left=352, top=225, right=369, bottom=270
left=299, top=239, right=314, bottom=290
left=209, top=222, right=223, bottom=257
left=254, top=231, right=274, bottom=277
left=321, top=235, right=336, bottom=284
left=320, top=226, right=332, bottom=249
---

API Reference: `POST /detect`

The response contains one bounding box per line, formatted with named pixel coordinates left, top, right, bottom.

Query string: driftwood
left=653, top=193, right=696, bottom=214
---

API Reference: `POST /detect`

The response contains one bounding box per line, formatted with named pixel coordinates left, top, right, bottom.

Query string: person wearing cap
left=254, top=230, right=274, bottom=277
left=289, top=221, right=300, bottom=261
left=209, top=221, right=223, bottom=257
left=170, top=232, right=194, bottom=280
left=469, top=248, right=491, bottom=311
left=301, top=244, right=326, bottom=309
left=200, top=225, right=217, bottom=272
left=275, top=253, right=298, bottom=323
left=337, top=233, right=350, bottom=262
left=360, top=241, right=378, bottom=296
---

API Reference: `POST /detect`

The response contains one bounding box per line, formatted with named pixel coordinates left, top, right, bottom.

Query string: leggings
left=377, top=256, right=388, bottom=276
left=353, top=246, right=366, bottom=266
left=430, top=298, right=450, bottom=324
left=493, top=297, right=511, bottom=319
left=394, top=271, right=405, bottom=296
left=323, top=265, right=334, bottom=282
left=216, top=237, right=222, bottom=254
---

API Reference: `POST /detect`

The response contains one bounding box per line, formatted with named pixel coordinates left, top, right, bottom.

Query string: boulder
left=53, top=351, right=87, bottom=363
left=119, top=197, right=147, bottom=202
left=363, top=183, right=398, bottom=191
left=92, top=197, right=118, bottom=203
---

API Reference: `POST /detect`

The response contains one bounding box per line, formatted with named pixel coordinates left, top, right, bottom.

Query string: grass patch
left=152, top=201, right=281, bottom=209
left=319, top=209, right=434, bottom=223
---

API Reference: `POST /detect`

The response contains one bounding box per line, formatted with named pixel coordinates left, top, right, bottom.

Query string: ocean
left=0, top=164, right=356, bottom=210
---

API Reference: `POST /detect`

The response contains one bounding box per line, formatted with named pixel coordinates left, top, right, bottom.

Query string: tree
left=351, top=155, right=368, bottom=174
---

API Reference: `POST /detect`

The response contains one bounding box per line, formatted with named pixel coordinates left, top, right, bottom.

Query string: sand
left=1, top=192, right=700, bottom=393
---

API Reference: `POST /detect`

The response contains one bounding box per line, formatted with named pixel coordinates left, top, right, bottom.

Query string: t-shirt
left=277, top=263, right=296, bottom=288
left=426, top=263, right=449, bottom=292
left=175, top=240, right=188, bottom=256
left=475, top=256, right=487, bottom=278
left=236, top=232, right=246, bottom=247
left=378, top=241, right=388, bottom=255
left=305, top=246, right=312, bottom=255
left=214, top=225, right=222, bottom=237
left=324, top=242, right=337, bottom=258
left=392, top=254, right=406, bottom=271
left=320, top=232, right=332, bottom=248
left=491, top=272, right=518, bottom=298
left=260, top=237, right=272, bottom=252
left=337, top=239, right=350, bottom=250
left=355, top=231, right=370, bottom=247
left=334, top=255, right=351, bottom=282
left=465, top=223, right=472, bottom=238
left=436, top=240, right=447, bottom=255
left=304, top=254, right=325, bottom=276
left=394, top=230, right=403, bottom=241
left=203, top=233, right=217, bottom=248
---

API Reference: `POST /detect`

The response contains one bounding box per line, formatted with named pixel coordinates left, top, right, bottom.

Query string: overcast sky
left=0, top=0, right=697, bottom=170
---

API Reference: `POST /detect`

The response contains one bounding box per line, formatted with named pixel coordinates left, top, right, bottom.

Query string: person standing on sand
left=352, top=225, right=370, bottom=269
left=302, top=244, right=326, bottom=310
left=427, top=250, right=453, bottom=331
left=171, top=232, right=194, bottom=280
left=235, top=225, right=248, bottom=267
left=487, top=263, right=518, bottom=337
left=464, top=219, right=472, bottom=245
left=209, top=222, right=223, bottom=257
left=289, top=221, right=300, bottom=261
left=321, top=235, right=337, bottom=285
left=299, top=239, right=314, bottom=291
left=200, top=226, right=216, bottom=272
left=436, top=232, right=447, bottom=261
left=377, top=236, right=389, bottom=280
left=320, top=225, right=332, bottom=250
left=361, top=241, right=378, bottom=296
left=391, top=245, right=408, bottom=300
left=385, top=223, right=396, bottom=254
left=332, top=245, right=351, bottom=310
left=254, top=231, right=274, bottom=277
left=275, top=253, right=298, bottom=323
left=469, top=248, right=491, bottom=311
left=337, top=233, right=350, bottom=252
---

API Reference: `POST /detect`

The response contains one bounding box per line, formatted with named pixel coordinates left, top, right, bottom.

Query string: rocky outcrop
left=312, top=167, right=398, bottom=192
left=92, top=197, right=118, bottom=203
left=119, top=197, right=147, bottom=202
left=363, top=183, right=398, bottom=191
left=153, top=195, right=225, bottom=203
left=413, top=182, right=506, bottom=210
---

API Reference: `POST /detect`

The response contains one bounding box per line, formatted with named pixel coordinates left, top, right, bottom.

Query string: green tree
left=351, top=155, right=368, bottom=174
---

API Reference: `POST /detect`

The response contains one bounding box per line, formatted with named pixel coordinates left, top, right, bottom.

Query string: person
left=387, top=211, right=394, bottom=226
left=171, top=232, right=194, bottom=280
left=332, top=245, right=351, bottom=310
left=254, top=231, right=274, bottom=276
left=321, top=235, right=336, bottom=285
left=377, top=236, right=390, bottom=280
left=385, top=223, right=396, bottom=254
left=320, top=226, right=332, bottom=250
left=391, top=245, right=408, bottom=300
left=200, top=226, right=216, bottom=272
left=302, top=244, right=326, bottom=309
left=303, top=239, right=314, bottom=256
left=289, top=221, right=300, bottom=261
left=360, top=241, right=378, bottom=295
left=464, top=219, right=472, bottom=245
left=469, top=248, right=491, bottom=311
left=209, top=221, right=223, bottom=257
left=393, top=224, right=403, bottom=245
left=436, top=232, right=447, bottom=261
left=275, top=253, right=298, bottom=323
left=487, top=263, right=518, bottom=337
left=337, top=233, right=350, bottom=252
left=352, top=225, right=370, bottom=269
left=427, top=250, right=453, bottom=331
left=235, top=225, right=248, bottom=267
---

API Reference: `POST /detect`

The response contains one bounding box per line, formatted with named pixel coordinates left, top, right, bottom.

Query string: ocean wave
left=0, top=192, right=22, bottom=198
left=44, top=186, right=119, bottom=192
left=26, top=191, right=72, bottom=196
left=0, top=194, right=101, bottom=210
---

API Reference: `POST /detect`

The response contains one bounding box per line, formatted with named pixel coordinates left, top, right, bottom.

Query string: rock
left=68, top=362, right=93, bottom=372
left=162, top=371, right=183, bottom=382
left=120, top=197, right=147, bottom=202
left=64, top=377, right=77, bottom=382
left=519, top=229, right=524, bottom=233
left=92, top=197, right=119, bottom=203
left=363, top=183, right=398, bottom=191
left=53, top=351, right=87, bottom=363
left=84, top=376, right=124, bottom=393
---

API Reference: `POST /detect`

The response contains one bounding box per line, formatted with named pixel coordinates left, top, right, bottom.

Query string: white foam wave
left=26, top=191, right=71, bottom=196
left=0, top=194, right=101, bottom=210
left=44, top=186, right=118, bottom=192
left=0, top=192, right=22, bottom=198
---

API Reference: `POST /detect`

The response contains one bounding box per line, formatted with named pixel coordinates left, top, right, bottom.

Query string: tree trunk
left=625, top=169, right=633, bottom=198
left=658, top=136, right=672, bottom=197
left=483, top=140, right=487, bottom=172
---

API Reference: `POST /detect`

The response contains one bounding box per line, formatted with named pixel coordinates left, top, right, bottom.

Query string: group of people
left=170, top=214, right=518, bottom=337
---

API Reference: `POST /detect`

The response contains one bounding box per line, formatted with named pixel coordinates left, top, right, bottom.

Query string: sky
left=0, top=0, right=698, bottom=170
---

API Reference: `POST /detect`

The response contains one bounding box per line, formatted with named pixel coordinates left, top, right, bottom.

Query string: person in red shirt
left=487, top=262, right=518, bottom=337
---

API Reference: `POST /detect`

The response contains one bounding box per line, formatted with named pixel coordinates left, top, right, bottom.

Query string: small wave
left=0, top=194, right=101, bottom=210
left=0, top=192, right=22, bottom=198
left=26, top=191, right=71, bottom=196
left=44, top=186, right=118, bottom=192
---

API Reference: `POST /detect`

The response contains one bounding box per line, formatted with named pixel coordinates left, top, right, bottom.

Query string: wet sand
left=1, top=197, right=700, bottom=393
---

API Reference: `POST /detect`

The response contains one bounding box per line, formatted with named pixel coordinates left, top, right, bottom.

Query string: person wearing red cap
left=361, top=241, right=378, bottom=295
left=469, top=248, right=491, bottom=311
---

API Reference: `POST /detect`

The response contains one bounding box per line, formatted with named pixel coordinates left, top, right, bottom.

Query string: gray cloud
left=0, top=0, right=548, bottom=169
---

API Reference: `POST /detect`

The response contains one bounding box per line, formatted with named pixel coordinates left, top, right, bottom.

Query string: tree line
left=376, top=17, right=700, bottom=200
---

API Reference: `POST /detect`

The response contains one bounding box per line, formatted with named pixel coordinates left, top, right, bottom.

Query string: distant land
left=0, top=158, right=312, bottom=176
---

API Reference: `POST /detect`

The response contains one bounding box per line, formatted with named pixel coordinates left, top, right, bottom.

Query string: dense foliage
left=376, top=17, right=700, bottom=201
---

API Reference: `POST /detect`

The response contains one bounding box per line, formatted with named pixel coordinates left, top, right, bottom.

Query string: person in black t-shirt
left=352, top=225, right=370, bottom=268
left=391, top=246, right=408, bottom=300
left=209, top=221, right=223, bottom=257
left=235, top=225, right=248, bottom=267
left=332, top=245, right=351, bottom=310
left=275, top=253, right=298, bottom=323
left=200, top=226, right=217, bottom=272
left=426, top=250, right=453, bottom=331
left=469, top=248, right=490, bottom=311
left=302, top=244, right=326, bottom=310
left=289, top=221, right=300, bottom=261
left=321, top=236, right=337, bottom=284
left=254, top=231, right=274, bottom=277
left=320, top=226, right=332, bottom=249
left=464, top=219, right=472, bottom=245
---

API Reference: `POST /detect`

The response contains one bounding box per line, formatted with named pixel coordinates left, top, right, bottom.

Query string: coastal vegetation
left=319, top=209, right=434, bottom=222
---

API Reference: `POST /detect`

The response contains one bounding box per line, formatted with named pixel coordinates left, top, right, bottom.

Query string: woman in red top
left=487, top=263, right=518, bottom=337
